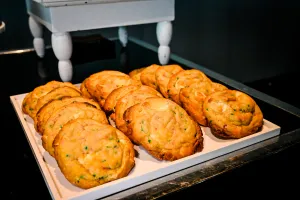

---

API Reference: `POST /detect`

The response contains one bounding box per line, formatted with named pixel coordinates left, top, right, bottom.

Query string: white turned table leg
left=118, top=26, right=128, bottom=47
left=29, top=16, right=45, bottom=58
left=156, top=21, right=172, bottom=65
left=51, top=32, right=73, bottom=82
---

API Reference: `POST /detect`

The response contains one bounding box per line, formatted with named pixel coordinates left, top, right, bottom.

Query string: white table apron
left=25, top=0, right=175, bottom=81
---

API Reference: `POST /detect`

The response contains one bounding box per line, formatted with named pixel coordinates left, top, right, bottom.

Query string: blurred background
left=1, top=0, right=300, bottom=83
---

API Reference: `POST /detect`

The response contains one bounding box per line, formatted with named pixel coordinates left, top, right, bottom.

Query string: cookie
left=155, top=64, right=183, bottom=98
left=124, top=97, right=203, bottom=161
left=53, top=119, right=135, bottom=189
left=42, top=102, right=108, bottom=157
left=167, top=69, right=211, bottom=105
left=203, top=90, right=264, bottom=139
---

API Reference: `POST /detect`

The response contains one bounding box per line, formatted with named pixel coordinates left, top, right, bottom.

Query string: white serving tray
left=10, top=92, right=281, bottom=200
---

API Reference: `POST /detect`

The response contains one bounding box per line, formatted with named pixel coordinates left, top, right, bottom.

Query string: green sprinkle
left=66, top=154, right=69, bottom=157
left=99, top=175, right=108, bottom=180
left=148, top=139, right=151, bottom=143
left=49, top=124, right=54, bottom=128
left=102, top=159, right=106, bottom=162
left=29, top=108, right=34, bottom=111
left=117, top=139, right=120, bottom=143
left=80, top=175, right=85, bottom=179
left=141, top=126, right=144, bottom=132
left=59, top=125, right=63, bottom=129
left=171, top=110, right=176, bottom=114
left=93, top=174, right=96, bottom=177
left=206, top=108, right=209, bottom=111
left=84, top=146, right=88, bottom=150
left=106, top=146, right=111, bottom=148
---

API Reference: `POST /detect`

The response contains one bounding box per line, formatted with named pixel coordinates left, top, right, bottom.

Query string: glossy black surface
left=3, top=39, right=300, bottom=199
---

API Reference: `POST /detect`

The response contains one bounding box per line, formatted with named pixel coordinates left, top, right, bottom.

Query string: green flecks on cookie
left=66, top=154, right=70, bottom=157
left=141, top=120, right=145, bottom=132
left=84, top=146, right=88, bottom=150
left=148, top=139, right=151, bottom=143
left=98, top=175, right=108, bottom=180
left=180, top=112, right=183, bottom=118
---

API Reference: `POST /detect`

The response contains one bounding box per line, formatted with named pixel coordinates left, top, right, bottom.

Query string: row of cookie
left=80, top=71, right=204, bottom=161
left=128, top=64, right=264, bottom=139
left=22, top=81, right=135, bottom=189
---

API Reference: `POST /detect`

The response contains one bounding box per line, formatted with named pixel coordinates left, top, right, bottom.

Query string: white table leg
left=29, top=16, right=45, bottom=58
left=118, top=26, right=128, bottom=47
left=51, top=32, right=73, bottom=82
left=156, top=21, right=172, bottom=65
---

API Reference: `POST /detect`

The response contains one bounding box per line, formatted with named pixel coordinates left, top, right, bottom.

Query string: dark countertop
left=3, top=37, right=300, bottom=199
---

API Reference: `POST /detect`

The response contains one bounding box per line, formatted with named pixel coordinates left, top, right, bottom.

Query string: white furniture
left=25, top=0, right=175, bottom=81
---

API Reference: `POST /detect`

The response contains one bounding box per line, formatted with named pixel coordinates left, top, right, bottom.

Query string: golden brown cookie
left=35, top=96, right=101, bottom=134
left=203, top=90, right=264, bottom=139
left=115, top=86, right=163, bottom=133
left=140, top=64, right=160, bottom=90
left=34, top=86, right=82, bottom=125
left=85, top=70, right=140, bottom=107
left=129, top=67, right=145, bottom=82
left=22, top=81, right=80, bottom=118
left=124, top=97, right=203, bottom=161
left=80, top=79, right=93, bottom=99
left=179, top=81, right=228, bottom=126
left=22, top=92, right=32, bottom=114
left=103, top=85, right=141, bottom=122
left=42, top=102, right=108, bottom=157
left=53, top=119, right=135, bottom=189
left=167, top=69, right=211, bottom=105
left=155, top=64, right=184, bottom=98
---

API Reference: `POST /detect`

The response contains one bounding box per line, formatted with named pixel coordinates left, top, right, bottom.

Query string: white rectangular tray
left=10, top=92, right=281, bottom=200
